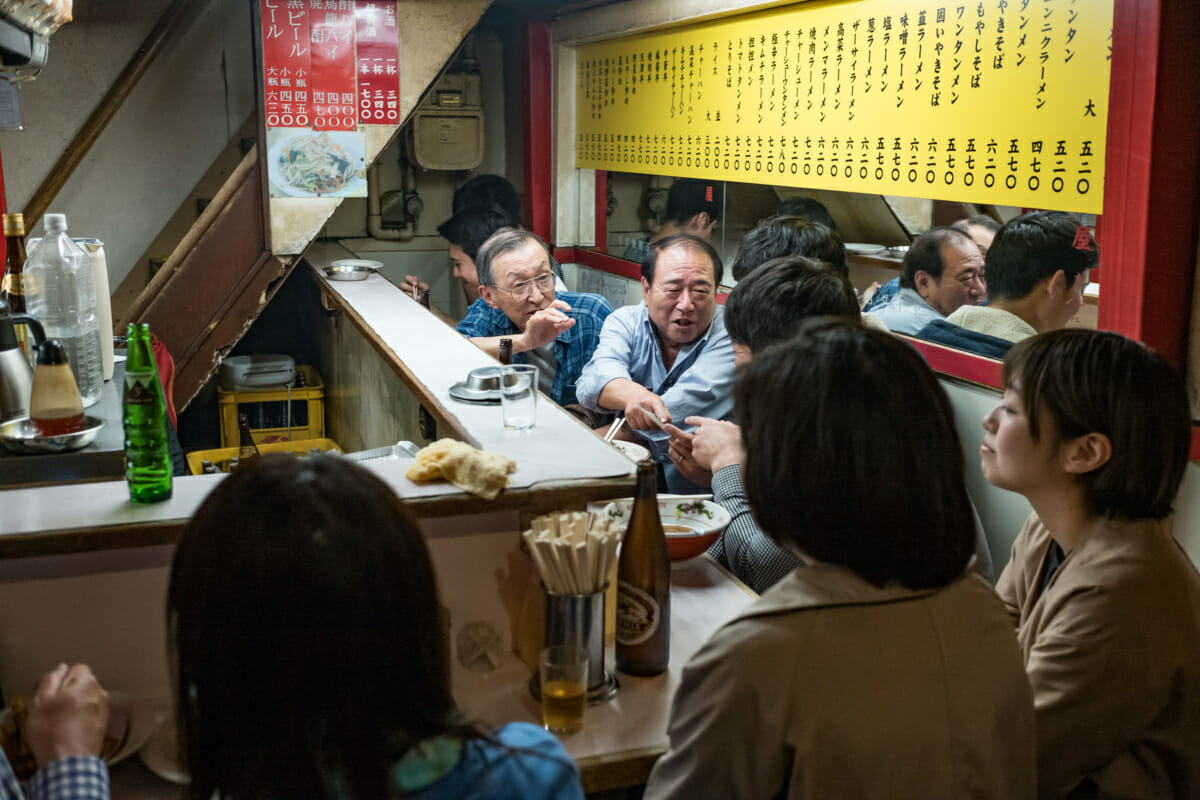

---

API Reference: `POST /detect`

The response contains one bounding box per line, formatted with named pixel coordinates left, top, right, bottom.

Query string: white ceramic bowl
left=611, top=440, right=650, bottom=462
left=600, top=496, right=732, bottom=562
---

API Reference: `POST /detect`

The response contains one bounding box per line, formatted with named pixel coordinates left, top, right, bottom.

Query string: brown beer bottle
left=616, top=460, right=670, bottom=676
left=0, top=213, right=30, bottom=363
left=498, top=337, right=513, bottom=365
left=237, top=412, right=260, bottom=460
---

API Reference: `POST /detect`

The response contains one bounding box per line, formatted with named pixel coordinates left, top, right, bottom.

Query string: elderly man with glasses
left=457, top=228, right=613, bottom=407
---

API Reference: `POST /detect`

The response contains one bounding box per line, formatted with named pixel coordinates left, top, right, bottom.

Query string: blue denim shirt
left=872, top=287, right=944, bottom=335
left=455, top=291, right=613, bottom=407
left=576, top=303, right=736, bottom=492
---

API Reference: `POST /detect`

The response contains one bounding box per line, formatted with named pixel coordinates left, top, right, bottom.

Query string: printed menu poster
left=260, top=0, right=402, bottom=198
left=576, top=0, right=1113, bottom=214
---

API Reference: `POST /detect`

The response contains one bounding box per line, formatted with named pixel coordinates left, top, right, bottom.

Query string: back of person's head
left=1003, top=329, right=1189, bottom=521
left=665, top=178, right=724, bottom=224
left=643, top=233, right=724, bottom=287
left=725, top=257, right=861, bottom=352
left=986, top=211, right=1098, bottom=301
left=475, top=227, right=551, bottom=288
left=738, top=319, right=975, bottom=588
left=436, top=203, right=512, bottom=260
left=731, top=215, right=848, bottom=281
left=453, top=174, right=521, bottom=226
left=951, top=214, right=1001, bottom=236
left=171, top=454, right=470, bottom=800
left=899, top=227, right=973, bottom=289
left=775, top=196, right=836, bottom=229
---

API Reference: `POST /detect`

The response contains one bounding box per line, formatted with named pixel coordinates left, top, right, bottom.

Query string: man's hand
left=665, top=424, right=712, bottom=487
left=685, top=416, right=744, bottom=474
left=27, top=663, right=109, bottom=767
left=624, top=390, right=670, bottom=432
left=519, top=300, right=576, bottom=351
left=400, top=274, right=429, bottom=301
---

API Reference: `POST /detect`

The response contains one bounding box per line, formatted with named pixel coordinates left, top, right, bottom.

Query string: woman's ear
left=1060, top=431, right=1112, bottom=475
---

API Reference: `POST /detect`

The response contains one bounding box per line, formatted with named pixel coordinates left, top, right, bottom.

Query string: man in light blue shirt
left=577, top=234, right=735, bottom=492
left=873, top=227, right=985, bottom=335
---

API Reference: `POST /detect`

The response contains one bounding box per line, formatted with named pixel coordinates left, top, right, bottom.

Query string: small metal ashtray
left=449, top=366, right=503, bottom=404
left=323, top=259, right=383, bottom=282
left=0, top=416, right=104, bottom=455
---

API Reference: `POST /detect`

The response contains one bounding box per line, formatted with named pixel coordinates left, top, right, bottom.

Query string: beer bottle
left=498, top=337, right=513, bottom=365
left=123, top=323, right=172, bottom=503
left=0, top=213, right=30, bottom=364
left=616, top=460, right=670, bottom=676
left=237, top=412, right=260, bottom=459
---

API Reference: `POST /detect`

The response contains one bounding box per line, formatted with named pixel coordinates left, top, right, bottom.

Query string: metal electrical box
left=410, top=71, right=484, bottom=171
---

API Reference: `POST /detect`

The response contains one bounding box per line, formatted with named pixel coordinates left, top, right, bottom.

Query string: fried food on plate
left=406, top=438, right=517, bottom=500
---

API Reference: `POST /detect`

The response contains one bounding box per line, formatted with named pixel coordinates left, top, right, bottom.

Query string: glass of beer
left=539, top=645, right=588, bottom=735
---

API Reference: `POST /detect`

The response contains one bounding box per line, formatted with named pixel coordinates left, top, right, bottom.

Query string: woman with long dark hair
left=985, top=330, right=1200, bottom=798
left=169, top=454, right=583, bottom=799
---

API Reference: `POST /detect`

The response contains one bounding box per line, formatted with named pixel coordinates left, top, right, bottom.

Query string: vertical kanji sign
left=261, top=0, right=311, bottom=128
left=310, top=2, right=358, bottom=130
left=355, top=1, right=401, bottom=124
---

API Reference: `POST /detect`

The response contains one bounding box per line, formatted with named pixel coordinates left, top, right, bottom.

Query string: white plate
left=611, top=440, right=650, bottom=462
left=844, top=242, right=887, bottom=255
left=137, top=707, right=189, bottom=785
left=597, top=497, right=732, bottom=538
left=268, top=130, right=367, bottom=198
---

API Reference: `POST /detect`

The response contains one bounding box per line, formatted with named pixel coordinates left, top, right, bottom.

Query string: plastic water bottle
left=123, top=322, right=172, bottom=502
left=24, top=214, right=103, bottom=406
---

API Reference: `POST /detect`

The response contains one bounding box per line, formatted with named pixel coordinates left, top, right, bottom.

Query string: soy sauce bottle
left=616, top=460, right=670, bottom=676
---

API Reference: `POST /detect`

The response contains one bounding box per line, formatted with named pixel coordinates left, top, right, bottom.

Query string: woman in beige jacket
left=986, top=329, right=1200, bottom=798
left=645, top=320, right=1035, bottom=800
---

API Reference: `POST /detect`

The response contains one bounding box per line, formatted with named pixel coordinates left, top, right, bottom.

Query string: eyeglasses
left=494, top=272, right=554, bottom=301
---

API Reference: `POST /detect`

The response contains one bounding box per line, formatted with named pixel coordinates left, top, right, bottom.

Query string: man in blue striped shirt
left=456, top=229, right=612, bottom=408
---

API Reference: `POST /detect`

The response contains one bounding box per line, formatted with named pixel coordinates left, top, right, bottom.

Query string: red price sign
left=310, top=1, right=358, bottom=130
left=354, top=1, right=400, bottom=125
left=260, top=0, right=312, bottom=128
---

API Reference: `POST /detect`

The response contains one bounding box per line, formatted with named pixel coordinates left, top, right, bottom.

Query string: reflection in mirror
left=600, top=172, right=1098, bottom=359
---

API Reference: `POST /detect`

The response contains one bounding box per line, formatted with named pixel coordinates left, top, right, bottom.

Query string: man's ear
left=1060, top=431, right=1112, bottom=476
left=641, top=276, right=652, bottom=296
left=913, top=270, right=935, bottom=298
left=478, top=285, right=501, bottom=310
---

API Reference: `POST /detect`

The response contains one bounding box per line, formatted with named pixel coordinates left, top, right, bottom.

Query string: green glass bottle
left=123, top=323, right=172, bottom=502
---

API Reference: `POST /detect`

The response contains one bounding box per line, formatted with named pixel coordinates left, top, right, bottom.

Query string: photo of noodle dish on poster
left=267, top=128, right=367, bottom=198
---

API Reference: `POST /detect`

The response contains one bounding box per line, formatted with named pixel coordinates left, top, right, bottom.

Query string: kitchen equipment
left=0, top=300, right=45, bottom=421
left=324, top=259, right=382, bottom=281
left=448, top=365, right=502, bottom=404
left=219, top=354, right=296, bottom=391
left=0, top=414, right=104, bottom=454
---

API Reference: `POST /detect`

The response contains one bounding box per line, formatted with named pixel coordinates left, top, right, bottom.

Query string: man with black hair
left=622, top=178, right=724, bottom=264
left=729, top=215, right=847, bottom=282
left=668, top=257, right=994, bottom=592
left=401, top=175, right=563, bottom=324
left=775, top=195, right=836, bottom=229
left=578, top=234, right=735, bottom=492
left=873, top=227, right=985, bottom=335
left=916, top=211, right=1097, bottom=358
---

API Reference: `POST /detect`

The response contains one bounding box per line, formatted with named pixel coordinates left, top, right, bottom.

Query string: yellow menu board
left=576, top=0, right=1112, bottom=213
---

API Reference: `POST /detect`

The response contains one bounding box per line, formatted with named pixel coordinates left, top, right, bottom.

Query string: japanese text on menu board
left=260, top=0, right=399, bottom=130
left=576, top=0, right=1113, bottom=214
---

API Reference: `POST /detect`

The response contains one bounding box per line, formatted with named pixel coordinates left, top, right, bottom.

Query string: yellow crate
left=186, top=438, right=342, bottom=475
left=218, top=365, right=324, bottom=447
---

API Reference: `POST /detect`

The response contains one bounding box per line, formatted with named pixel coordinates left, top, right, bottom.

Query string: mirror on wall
left=597, top=172, right=1099, bottom=357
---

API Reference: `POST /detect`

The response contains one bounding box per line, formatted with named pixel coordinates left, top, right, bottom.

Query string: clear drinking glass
left=501, top=364, right=538, bottom=430
left=539, top=645, right=588, bottom=735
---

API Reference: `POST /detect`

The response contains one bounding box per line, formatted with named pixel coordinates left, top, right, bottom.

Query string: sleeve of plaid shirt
left=14, top=755, right=110, bottom=800
left=705, top=465, right=804, bottom=595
